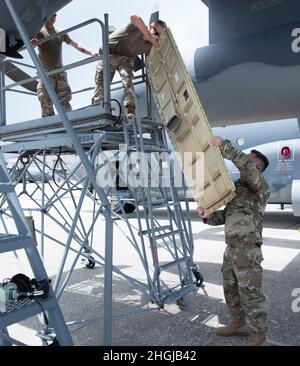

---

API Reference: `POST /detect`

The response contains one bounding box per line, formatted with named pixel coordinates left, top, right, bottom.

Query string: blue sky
left=5, top=0, right=208, bottom=124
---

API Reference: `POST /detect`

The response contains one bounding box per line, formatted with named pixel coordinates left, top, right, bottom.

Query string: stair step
left=139, top=229, right=180, bottom=240
left=163, top=283, right=197, bottom=305
left=159, top=257, right=190, bottom=272
left=125, top=118, right=164, bottom=129
left=0, top=235, right=35, bottom=254
left=0, top=296, right=57, bottom=328
left=155, top=229, right=181, bottom=240
left=128, top=146, right=171, bottom=153
left=150, top=201, right=180, bottom=209
left=140, top=225, right=172, bottom=236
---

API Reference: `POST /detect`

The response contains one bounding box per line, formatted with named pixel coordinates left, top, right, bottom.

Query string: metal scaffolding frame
left=0, top=151, right=73, bottom=346
left=0, top=1, right=200, bottom=346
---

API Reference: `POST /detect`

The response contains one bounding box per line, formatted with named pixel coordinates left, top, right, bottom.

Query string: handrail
left=1, top=17, right=105, bottom=91
left=71, top=74, right=147, bottom=96
left=0, top=17, right=109, bottom=125
left=6, top=89, right=36, bottom=96
left=36, top=18, right=104, bottom=46
left=0, top=16, right=150, bottom=125
left=2, top=60, right=37, bottom=70
left=2, top=55, right=100, bottom=90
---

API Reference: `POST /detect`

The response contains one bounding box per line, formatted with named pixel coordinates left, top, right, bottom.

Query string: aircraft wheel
left=47, top=338, right=60, bottom=347
left=176, top=298, right=188, bottom=309
left=112, top=202, right=136, bottom=215
left=192, top=265, right=204, bottom=287
left=86, top=256, right=96, bottom=269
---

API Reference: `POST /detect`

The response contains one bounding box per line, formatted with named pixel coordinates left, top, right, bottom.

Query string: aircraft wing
left=197, top=0, right=300, bottom=78
left=202, top=0, right=300, bottom=44
left=194, top=0, right=300, bottom=125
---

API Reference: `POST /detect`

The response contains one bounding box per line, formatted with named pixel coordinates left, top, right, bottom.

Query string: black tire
left=48, top=339, right=60, bottom=347
left=86, top=256, right=96, bottom=269
left=192, top=265, right=204, bottom=287
left=112, top=202, right=136, bottom=215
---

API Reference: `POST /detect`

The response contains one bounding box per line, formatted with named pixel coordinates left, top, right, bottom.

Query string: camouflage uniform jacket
left=203, top=140, right=270, bottom=245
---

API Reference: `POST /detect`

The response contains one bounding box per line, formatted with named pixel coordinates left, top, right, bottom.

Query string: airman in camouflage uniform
left=32, top=14, right=96, bottom=117
left=92, top=15, right=165, bottom=117
left=198, top=137, right=270, bottom=346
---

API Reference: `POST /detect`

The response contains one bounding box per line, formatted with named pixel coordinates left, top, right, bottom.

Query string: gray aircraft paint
left=207, top=0, right=300, bottom=44
left=0, top=0, right=72, bottom=57
left=224, top=137, right=298, bottom=205
left=195, top=21, right=300, bottom=80
left=194, top=0, right=300, bottom=125
left=213, top=118, right=300, bottom=150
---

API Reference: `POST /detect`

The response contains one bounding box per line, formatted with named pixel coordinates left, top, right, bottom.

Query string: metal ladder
left=0, top=152, right=73, bottom=346
left=111, top=92, right=200, bottom=307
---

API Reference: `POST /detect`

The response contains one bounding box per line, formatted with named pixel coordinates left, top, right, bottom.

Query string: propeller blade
left=149, top=5, right=159, bottom=24
left=4, top=61, right=37, bottom=93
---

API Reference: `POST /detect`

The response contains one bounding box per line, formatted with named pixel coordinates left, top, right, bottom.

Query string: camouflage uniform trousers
left=92, top=54, right=135, bottom=108
left=37, top=65, right=72, bottom=117
left=222, top=243, right=267, bottom=334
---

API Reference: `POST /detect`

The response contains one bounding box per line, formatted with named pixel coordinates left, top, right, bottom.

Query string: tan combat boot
left=216, top=319, right=249, bottom=337
left=127, top=105, right=135, bottom=119
left=240, top=332, right=266, bottom=346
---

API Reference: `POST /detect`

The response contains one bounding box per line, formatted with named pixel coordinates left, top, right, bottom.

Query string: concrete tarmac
left=1, top=198, right=299, bottom=346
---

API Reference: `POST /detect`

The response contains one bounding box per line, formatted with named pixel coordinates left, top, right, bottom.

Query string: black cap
left=251, top=150, right=269, bottom=172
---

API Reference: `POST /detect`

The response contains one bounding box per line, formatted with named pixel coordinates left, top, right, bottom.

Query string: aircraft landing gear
left=176, top=297, right=188, bottom=309
left=85, top=256, right=96, bottom=269
left=112, top=201, right=136, bottom=215
left=192, top=265, right=204, bottom=287
left=81, top=255, right=96, bottom=269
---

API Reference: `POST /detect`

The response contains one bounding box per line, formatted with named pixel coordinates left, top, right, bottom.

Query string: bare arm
left=31, top=32, right=44, bottom=48
left=130, top=14, right=159, bottom=48
left=31, top=38, right=39, bottom=48
left=69, top=39, right=98, bottom=56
